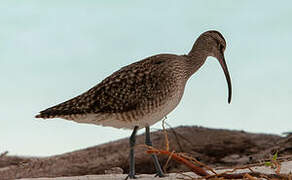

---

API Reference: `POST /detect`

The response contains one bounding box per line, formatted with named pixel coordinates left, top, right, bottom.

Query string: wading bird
left=36, top=30, right=232, bottom=179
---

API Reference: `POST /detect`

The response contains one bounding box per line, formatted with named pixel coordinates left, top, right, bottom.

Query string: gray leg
left=145, top=126, right=165, bottom=177
left=127, top=126, right=139, bottom=179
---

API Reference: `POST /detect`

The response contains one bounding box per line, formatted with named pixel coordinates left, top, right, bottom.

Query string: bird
left=35, top=30, right=232, bottom=179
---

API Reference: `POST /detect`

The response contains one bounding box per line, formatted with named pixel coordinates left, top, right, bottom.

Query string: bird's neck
left=185, top=46, right=209, bottom=77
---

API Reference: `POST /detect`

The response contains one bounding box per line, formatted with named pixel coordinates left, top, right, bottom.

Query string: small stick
left=179, top=153, right=217, bottom=175
left=244, top=173, right=257, bottom=180
left=163, top=150, right=175, bottom=173
left=217, top=165, right=255, bottom=175
left=147, top=148, right=209, bottom=177
left=162, top=117, right=169, bottom=151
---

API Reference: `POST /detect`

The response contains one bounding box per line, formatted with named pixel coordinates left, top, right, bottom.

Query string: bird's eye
left=219, top=44, right=224, bottom=52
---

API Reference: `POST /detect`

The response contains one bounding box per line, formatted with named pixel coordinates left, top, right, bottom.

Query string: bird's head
left=191, top=30, right=232, bottom=103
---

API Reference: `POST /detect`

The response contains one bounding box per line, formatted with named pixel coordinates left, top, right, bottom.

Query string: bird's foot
left=125, top=173, right=137, bottom=180
left=154, top=171, right=166, bottom=178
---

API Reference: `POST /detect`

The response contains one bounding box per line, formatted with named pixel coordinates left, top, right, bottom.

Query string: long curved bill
left=218, top=54, right=232, bottom=104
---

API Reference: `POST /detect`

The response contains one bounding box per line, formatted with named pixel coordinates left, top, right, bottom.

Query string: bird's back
left=36, top=54, right=189, bottom=129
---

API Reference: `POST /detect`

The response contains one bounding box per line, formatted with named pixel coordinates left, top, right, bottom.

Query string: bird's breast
left=128, top=82, right=186, bottom=128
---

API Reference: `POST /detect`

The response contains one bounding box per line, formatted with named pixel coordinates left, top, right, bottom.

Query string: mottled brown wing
left=36, top=55, right=177, bottom=118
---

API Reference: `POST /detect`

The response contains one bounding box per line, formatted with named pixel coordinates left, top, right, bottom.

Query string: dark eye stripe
left=219, top=44, right=224, bottom=51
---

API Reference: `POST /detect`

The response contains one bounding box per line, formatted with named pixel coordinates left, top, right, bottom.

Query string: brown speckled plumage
left=36, top=54, right=186, bottom=116
left=35, top=30, right=232, bottom=129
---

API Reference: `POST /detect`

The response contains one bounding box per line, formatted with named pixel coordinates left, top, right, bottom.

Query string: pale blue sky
left=1, top=1, right=291, bottom=156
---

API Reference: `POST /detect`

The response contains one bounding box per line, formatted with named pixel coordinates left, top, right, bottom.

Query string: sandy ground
left=19, top=161, right=292, bottom=180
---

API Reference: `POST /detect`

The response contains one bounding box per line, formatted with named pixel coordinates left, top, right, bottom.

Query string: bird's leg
left=145, top=126, right=165, bottom=177
left=127, top=126, right=139, bottom=179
